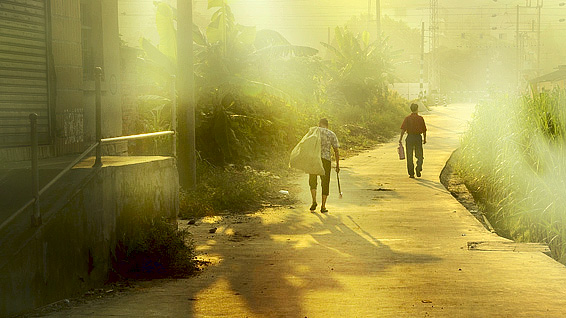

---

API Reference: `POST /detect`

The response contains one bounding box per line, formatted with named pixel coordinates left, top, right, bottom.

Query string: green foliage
left=321, top=26, right=396, bottom=107
left=127, top=94, right=173, bottom=155
left=523, top=92, right=565, bottom=141
left=140, top=1, right=324, bottom=165
left=342, top=14, right=421, bottom=83
left=125, top=1, right=411, bottom=220
left=179, top=162, right=290, bottom=218
left=135, top=1, right=407, bottom=166
left=457, top=90, right=566, bottom=263
left=111, top=218, right=197, bottom=280
left=155, top=2, right=177, bottom=60
left=255, top=29, right=319, bottom=58
left=331, top=91, right=406, bottom=147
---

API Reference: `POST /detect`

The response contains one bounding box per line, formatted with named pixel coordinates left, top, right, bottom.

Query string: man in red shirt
left=399, top=103, right=427, bottom=178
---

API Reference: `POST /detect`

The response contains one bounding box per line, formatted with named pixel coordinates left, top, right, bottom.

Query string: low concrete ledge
left=0, top=156, right=178, bottom=317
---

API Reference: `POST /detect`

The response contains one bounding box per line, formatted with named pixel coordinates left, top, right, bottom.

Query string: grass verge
left=179, top=161, right=297, bottom=219
left=457, top=91, right=566, bottom=263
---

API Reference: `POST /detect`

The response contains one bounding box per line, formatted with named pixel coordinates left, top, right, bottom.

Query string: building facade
left=0, top=0, right=122, bottom=162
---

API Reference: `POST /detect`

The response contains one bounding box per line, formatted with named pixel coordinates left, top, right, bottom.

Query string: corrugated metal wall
left=0, top=0, right=50, bottom=147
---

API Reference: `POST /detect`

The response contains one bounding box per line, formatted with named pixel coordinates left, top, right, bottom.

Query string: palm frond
left=255, top=45, right=318, bottom=58
left=255, top=29, right=291, bottom=49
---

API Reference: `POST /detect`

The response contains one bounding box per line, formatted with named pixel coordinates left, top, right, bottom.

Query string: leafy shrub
left=111, top=218, right=197, bottom=280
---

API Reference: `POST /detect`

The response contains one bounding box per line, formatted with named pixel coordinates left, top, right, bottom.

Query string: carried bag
left=398, top=142, right=405, bottom=160
left=289, top=127, right=325, bottom=175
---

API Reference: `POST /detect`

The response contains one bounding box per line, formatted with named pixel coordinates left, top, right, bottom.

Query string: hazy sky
left=116, top=0, right=566, bottom=90
left=190, top=0, right=566, bottom=48
left=119, top=0, right=566, bottom=63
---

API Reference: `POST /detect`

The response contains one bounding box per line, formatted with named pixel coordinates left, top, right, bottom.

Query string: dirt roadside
left=19, top=152, right=493, bottom=318
left=439, top=149, right=494, bottom=233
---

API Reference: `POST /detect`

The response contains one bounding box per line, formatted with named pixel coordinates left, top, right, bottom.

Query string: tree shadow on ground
left=181, top=206, right=441, bottom=317
left=415, top=178, right=449, bottom=193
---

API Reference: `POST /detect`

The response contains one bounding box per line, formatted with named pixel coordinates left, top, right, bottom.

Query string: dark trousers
left=406, top=134, right=424, bottom=176
left=309, top=158, right=331, bottom=195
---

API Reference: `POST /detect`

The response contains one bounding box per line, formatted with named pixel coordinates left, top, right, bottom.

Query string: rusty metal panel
left=0, top=0, right=49, bottom=147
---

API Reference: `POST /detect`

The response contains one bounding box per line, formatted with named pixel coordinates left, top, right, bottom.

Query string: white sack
left=289, top=127, right=325, bottom=175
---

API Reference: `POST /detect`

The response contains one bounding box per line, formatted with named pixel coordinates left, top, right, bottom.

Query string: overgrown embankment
left=123, top=1, right=409, bottom=218
left=178, top=91, right=407, bottom=219
left=110, top=0, right=411, bottom=283
left=456, top=91, right=566, bottom=263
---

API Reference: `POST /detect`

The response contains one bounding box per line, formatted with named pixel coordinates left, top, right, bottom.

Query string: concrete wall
left=50, top=0, right=85, bottom=156
left=0, top=157, right=178, bottom=317
left=82, top=0, right=124, bottom=149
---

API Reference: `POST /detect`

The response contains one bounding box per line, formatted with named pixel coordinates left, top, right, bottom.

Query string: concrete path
left=43, top=104, right=566, bottom=317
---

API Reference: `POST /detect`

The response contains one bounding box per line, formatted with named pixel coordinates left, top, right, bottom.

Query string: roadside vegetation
left=457, top=90, right=566, bottom=263
left=111, top=218, right=198, bottom=279
left=128, top=0, right=408, bottom=217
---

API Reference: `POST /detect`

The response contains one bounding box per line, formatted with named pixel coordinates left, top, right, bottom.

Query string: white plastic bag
left=289, top=127, right=325, bottom=175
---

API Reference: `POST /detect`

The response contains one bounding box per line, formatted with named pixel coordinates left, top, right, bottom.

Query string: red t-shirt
left=401, top=113, right=427, bottom=134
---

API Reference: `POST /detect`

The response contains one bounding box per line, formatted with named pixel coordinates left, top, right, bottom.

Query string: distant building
left=530, top=65, right=566, bottom=94
left=390, top=83, right=429, bottom=101
left=0, top=0, right=123, bottom=162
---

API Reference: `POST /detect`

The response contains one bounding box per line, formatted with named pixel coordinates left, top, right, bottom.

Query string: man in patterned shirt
left=309, top=118, right=340, bottom=213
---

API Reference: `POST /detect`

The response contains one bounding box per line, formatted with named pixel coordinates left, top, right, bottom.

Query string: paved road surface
left=43, top=104, right=566, bottom=317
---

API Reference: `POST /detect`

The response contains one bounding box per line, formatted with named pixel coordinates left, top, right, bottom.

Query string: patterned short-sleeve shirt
left=320, top=127, right=340, bottom=161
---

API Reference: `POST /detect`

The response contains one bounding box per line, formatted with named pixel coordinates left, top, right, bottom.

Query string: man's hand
left=423, top=139, right=427, bottom=145
left=335, top=164, right=340, bottom=173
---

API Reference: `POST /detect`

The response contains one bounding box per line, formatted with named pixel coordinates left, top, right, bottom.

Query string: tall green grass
left=457, top=90, right=566, bottom=262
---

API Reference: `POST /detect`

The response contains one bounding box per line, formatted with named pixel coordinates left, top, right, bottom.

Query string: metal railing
left=0, top=67, right=177, bottom=232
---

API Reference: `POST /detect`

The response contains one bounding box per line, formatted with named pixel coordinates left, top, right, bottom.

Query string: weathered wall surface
left=0, top=157, right=178, bottom=317
left=82, top=0, right=124, bottom=153
left=1, top=0, right=125, bottom=162
left=51, top=0, right=84, bottom=156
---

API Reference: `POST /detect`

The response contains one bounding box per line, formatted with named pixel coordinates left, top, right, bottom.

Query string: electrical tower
left=516, top=0, right=543, bottom=91
left=429, top=0, right=439, bottom=97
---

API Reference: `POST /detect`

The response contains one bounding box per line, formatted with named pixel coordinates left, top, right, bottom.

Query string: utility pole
left=177, top=0, right=196, bottom=189
left=537, top=0, right=542, bottom=70
left=515, top=5, right=521, bottom=89
left=429, top=0, right=439, bottom=96
left=515, top=1, right=543, bottom=91
left=367, top=0, right=371, bottom=34
left=376, top=0, right=381, bottom=37
left=420, top=22, right=425, bottom=98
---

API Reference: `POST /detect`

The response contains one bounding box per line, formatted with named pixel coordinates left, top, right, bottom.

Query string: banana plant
left=138, top=0, right=319, bottom=164
left=321, top=26, right=397, bottom=106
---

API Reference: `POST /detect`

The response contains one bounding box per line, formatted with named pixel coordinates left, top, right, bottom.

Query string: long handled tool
left=336, top=171, right=343, bottom=198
